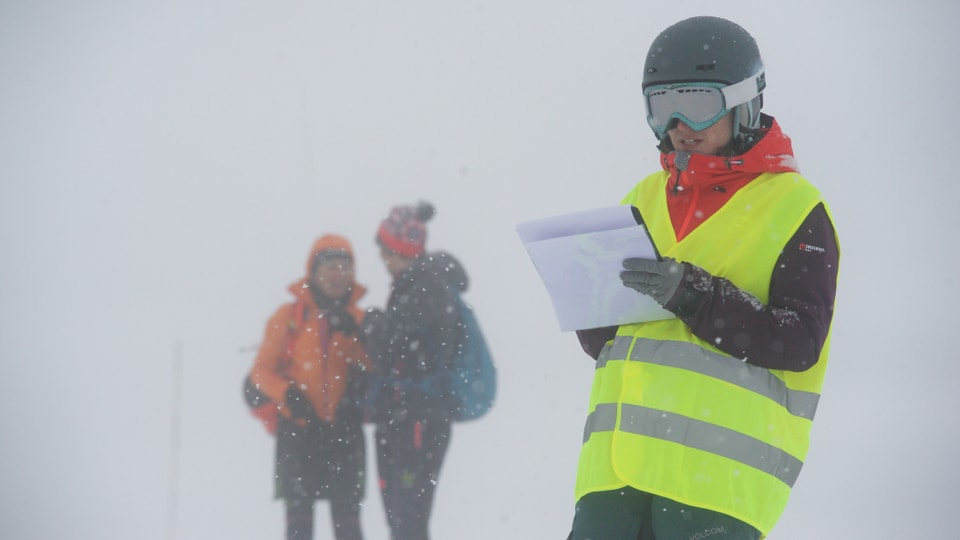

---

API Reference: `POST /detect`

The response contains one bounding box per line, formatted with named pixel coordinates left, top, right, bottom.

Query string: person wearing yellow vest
left=568, top=17, right=840, bottom=540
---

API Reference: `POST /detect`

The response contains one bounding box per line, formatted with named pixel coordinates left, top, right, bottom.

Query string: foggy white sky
left=2, top=1, right=959, bottom=538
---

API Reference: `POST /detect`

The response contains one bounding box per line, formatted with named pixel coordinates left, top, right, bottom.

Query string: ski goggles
left=644, top=71, right=765, bottom=137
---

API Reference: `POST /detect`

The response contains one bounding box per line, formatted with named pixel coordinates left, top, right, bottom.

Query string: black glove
left=346, top=364, right=369, bottom=401
left=326, top=307, right=359, bottom=337
left=620, top=257, right=686, bottom=307
left=360, top=308, right=384, bottom=336
left=243, top=376, right=270, bottom=408
left=359, top=308, right=387, bottom=366
left=284, top=385, right=317, bottom=422
left=336, top=365, right=368, bottom=427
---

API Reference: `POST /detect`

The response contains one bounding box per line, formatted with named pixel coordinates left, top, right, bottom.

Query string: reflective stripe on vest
left=583, top=402, right=803, bottom=487
left=598, top=336, right=821, bottom=420
left=584, top=336, right=816, bottom=489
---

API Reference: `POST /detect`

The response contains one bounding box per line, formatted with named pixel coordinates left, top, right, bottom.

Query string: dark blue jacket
left=365, top=251, right=467, bottom=423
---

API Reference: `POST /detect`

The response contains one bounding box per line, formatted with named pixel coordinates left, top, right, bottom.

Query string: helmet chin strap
left=731, top=95, right=764, bottom=153
left=732, top=108, right=743, bottom=144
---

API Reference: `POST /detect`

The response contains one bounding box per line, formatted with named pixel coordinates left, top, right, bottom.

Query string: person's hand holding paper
left=620, top=257, right=686, bottom=307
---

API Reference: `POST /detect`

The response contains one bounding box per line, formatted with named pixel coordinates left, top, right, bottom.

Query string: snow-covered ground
left=2, top=1, right=958, bottom=538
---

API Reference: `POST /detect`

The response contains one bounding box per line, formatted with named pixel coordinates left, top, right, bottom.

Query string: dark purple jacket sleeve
left=666, top=203, right=839, bottom=371
left=576, top=325, right=618, bottom=360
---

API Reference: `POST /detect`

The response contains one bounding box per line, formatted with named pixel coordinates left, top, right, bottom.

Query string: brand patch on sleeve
left=799, top=243, right=826, bottom=254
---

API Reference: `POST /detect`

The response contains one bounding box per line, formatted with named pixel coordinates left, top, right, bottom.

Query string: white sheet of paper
left=517, top=205, right=675, bottom=332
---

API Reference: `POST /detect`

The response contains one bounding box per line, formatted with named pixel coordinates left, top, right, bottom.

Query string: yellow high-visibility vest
left=575, top=171, right=838, bottom=535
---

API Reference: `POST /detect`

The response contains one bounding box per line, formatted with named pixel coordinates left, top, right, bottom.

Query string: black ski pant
left=375, top=418, right=451, bottom=540
left=285, top=496, right=362, bottom=540
left=277, top=416, right=365, bottom=540
left=568, top=486, right=761, bottom=540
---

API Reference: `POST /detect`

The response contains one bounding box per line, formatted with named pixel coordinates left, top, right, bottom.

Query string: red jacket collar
left=659, top=117, right=799, bottom=189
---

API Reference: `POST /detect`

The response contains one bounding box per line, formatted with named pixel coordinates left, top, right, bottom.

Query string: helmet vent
left=695, top=62, right=716, bottom=71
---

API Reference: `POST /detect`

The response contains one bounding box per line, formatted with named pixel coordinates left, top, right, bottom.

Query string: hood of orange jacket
left=287, top=234, right=367, bottom=314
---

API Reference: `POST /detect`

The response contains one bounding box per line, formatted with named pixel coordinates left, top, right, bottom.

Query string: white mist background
left=2, top=1, right=957, bottom=538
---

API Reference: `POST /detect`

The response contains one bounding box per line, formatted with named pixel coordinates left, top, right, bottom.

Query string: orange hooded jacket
left=249, top=235, right=370, bottom=425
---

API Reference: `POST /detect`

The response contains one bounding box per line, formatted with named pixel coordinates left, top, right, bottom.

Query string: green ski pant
left=569, top=487, right=762, bottom=540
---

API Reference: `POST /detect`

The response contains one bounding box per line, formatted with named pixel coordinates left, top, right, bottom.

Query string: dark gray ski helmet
left=643, top=16, right=766, bottom=144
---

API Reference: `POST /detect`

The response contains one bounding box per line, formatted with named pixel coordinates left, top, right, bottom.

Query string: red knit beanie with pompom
left=376, top=201, right=435, bottom=257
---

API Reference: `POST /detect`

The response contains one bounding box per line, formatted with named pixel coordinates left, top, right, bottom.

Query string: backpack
left=448, top=295, right=496, bottom=421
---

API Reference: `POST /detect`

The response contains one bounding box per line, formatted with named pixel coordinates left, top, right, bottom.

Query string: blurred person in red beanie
left=244, top=234, right=371, bottom=540
left=362, top=201, right=470, bottom=540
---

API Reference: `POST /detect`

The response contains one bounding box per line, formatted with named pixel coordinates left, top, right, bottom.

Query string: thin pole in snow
left=167, top=341, right=183, bottom=540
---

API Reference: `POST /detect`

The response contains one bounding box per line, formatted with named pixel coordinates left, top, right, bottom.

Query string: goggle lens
left=645, top=84, right=728, bottom=136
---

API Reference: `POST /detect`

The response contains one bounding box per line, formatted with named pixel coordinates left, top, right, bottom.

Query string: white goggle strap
left=720, top=67, right=766, bottom=108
